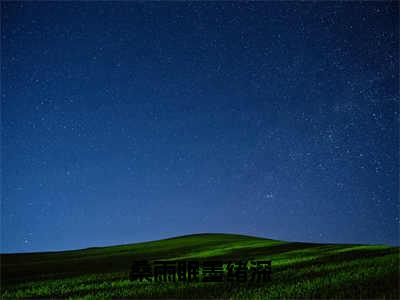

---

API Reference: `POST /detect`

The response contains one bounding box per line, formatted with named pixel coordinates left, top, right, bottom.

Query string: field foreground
left=1, top=233, right=399, bottom=299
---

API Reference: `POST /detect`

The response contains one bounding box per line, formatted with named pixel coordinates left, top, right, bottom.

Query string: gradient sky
left=1, top=2, right=399, bottom=253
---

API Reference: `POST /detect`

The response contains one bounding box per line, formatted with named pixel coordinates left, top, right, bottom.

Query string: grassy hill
left=1, top=233, right=399, bottom=299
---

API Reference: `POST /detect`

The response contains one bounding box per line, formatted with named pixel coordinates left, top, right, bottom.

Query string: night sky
left=1, top=2, right=399, bottom=253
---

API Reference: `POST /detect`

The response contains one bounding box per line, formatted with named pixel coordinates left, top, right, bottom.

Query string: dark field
left=1, top=233, right=399, bottom=299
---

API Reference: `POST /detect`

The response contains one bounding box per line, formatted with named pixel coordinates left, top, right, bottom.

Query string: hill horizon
left=2, top=232, right=399, bottom=299
left=1, top=232, right=397, bottom=255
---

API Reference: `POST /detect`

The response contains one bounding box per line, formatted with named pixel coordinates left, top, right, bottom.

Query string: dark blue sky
left=1, top=2, right=399, bottom=253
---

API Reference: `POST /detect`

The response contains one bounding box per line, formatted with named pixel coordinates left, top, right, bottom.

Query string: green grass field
left=1, top=233, right=399, bottom=299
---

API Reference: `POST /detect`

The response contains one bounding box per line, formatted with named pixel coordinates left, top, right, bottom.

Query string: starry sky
left=1, top=2, right=399, bottom=253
